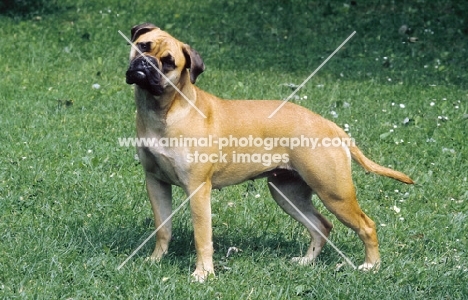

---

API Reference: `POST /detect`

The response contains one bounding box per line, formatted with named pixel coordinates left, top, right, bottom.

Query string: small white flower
left=430, top=102, right=435, bottom=106
left=226, top=246, right=241, bottom=257
left=282, top=83, right=299, bottom=89
left=391, top=205, right=401, bottom=213
left=87, top=149, right=92, bottom=154
left=399, top=103, right=405, bottom=108
left=92, top=83, right=101, bottom=89
left=380, top=223, right=387, bottom=227
left=254, top=194, right=261, bottom=198
left=442, top=148, right=456, bottom=154
left=438, top=116, right=448, bottom=121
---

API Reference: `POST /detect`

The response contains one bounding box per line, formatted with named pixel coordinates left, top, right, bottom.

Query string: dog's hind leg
left=267, top=173, right=333, bottom=265
left=293, top=147, right=381, bottom=270
left=314, top=185, right=380, bottom=270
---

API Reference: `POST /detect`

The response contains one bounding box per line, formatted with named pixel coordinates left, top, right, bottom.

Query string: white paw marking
left=358, top=261, right=380, bottom=272
left=291, top=256, right=314, bottom=266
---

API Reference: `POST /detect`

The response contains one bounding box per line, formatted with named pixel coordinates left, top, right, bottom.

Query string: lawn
left=0, top=0, right=467, bottom=298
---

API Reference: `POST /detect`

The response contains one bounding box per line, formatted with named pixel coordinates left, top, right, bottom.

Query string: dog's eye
left=137, top=42, right=152, bottom=53
left=161, top=55, right=176, bottom=72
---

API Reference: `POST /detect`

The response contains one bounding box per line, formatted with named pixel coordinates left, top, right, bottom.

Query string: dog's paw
left=291, top=256, right=314, bottom=266
left=148, top=247, right=167, bottom=262
left=191, top=269, right=215, bottom=283
left=145, top=253, right=164, bottom=263
left=145, top=256, right=160, bottom=263
left=358, top=261, right=380, bottom=272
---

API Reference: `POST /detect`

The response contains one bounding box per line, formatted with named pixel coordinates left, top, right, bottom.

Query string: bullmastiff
left=125, top=23, right=414, bottom=282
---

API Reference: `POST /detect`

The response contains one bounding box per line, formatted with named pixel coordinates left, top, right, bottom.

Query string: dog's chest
left=137, top=137, right=189, bottom=186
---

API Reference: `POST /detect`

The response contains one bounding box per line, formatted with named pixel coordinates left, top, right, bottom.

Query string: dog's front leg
left=187, top=181, right=214, bottom=282
left=145, top=173, right=173, bottom=261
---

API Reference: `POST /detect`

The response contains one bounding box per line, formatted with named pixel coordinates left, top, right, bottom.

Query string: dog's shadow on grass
left=100, top=219, right=344, bottom=273
left=89, top=184, right=350, bottom=272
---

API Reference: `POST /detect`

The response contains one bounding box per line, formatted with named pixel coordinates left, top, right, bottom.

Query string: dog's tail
left=346, top=139, right=414, bottom=184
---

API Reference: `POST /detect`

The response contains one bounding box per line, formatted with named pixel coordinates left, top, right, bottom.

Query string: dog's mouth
left=126, top=56, right=164, bottom=96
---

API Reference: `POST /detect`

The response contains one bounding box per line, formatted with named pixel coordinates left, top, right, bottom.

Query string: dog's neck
left=134, top=80, right=200, bottom=132
left=134, top=87, right=169, bottom=132
left=134, top=88, right=168, bottom=111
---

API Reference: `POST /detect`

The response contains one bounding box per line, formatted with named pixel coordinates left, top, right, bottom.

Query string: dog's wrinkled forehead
left=130, top=23, right=159, bottom=42
left=130, top=24, right=181, bottom=58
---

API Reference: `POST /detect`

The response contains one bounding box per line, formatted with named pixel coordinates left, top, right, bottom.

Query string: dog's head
left=126, top=23, right=205, bottom=96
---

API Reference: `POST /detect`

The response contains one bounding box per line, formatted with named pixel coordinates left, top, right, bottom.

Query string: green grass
left=1, top=0, right=467, bottom=298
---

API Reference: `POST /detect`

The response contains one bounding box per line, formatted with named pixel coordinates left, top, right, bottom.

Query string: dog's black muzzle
left=126, top=56, right=164, bottom=96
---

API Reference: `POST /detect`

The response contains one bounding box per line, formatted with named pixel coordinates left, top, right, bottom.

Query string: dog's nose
left=126, top=56, right=158, bottom=85
left=126, top=70, right=146, bottom=85
left=126, top=56, right=164, bottom=95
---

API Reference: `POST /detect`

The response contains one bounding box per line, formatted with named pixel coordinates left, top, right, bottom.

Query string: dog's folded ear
left=131, top=23, right=159, bottom=42
left=182, top=44, right=205, bottom=84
